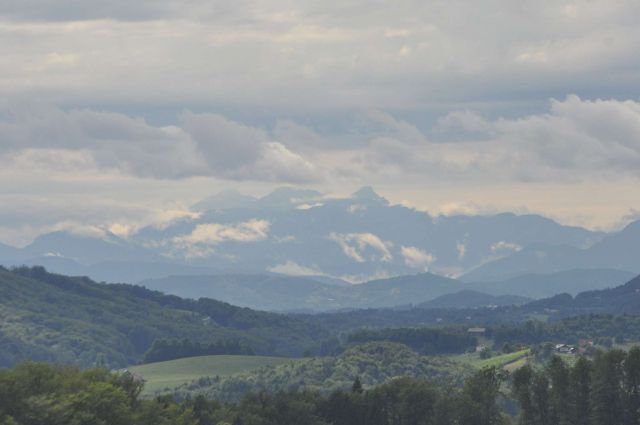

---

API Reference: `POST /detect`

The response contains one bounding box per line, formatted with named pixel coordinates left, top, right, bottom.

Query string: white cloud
left=456, top=242, right=467, bottom=260
left=267, top=260, right=323, bottom=276
left=347, top=204, right=367, bottom=214
left=169, top=219, right=270, bottom=258
left=339, top=269, right=393, bottom=284
left=296, top=203, right=323, bottom=210
left=175, top=219, right=270, bottom=246
left=401, top=246, right=435, bottom=270
left=490, top=241, right=522, bottom=254
left=273, top=235, right=296, bottom=243
left=329, top=232, right=393, bottom=263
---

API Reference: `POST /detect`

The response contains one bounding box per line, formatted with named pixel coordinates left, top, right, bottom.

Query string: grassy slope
left=129, top=355, right=300, bottom=394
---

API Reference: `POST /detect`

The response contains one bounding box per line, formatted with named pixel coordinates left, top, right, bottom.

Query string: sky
left=1, top=0, right=640, bottom=246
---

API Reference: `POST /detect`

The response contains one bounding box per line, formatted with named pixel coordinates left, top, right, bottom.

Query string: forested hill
left=0, top=266, right=325, bottom=368
left=523, top=273, right=640, bottom=316
left=298, top=274, right=640, bottom=331
left=2, top=265, right=640, bottom=370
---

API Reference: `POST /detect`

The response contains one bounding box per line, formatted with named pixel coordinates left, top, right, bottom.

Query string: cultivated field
left=128, top=355, right=300, bottom=394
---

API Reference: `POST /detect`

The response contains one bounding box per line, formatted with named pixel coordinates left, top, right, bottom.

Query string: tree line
left=0, top=361, right=508, bottom=425
left=346, top=327, right=477, bottom=355
left=143, top=339, right=255, bottom=364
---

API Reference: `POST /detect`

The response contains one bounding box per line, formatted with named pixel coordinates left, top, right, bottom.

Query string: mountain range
left=3, top=186, right=635, bottom=284
left=462, top=220, right=640, bottom=281
left=139, top=268, right=633, bottom=312
left=1, top=186, right=639, bottom=316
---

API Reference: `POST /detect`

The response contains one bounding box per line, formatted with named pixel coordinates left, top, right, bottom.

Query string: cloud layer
left=1, top=0, right=639, bottom=112
left=1, top=0, right=640, bottom=244
left=3, top=96, right=640, bottom=186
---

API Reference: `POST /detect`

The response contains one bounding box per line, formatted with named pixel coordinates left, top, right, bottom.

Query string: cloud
left=175, top=219, right=269, bottom=245
left=329, top=232, right=393, bottom=263
left=456, top=242, right=467, bottom=260
left=0, top=105, right=319, bottom=183
left=401, top=246, right=435, bottom=270
left=267, top=260, right=323, bottom=276
left=347, top=204, right=367, bottom=214
left=356, top=96, right=640, bottom=184
left=2, top=96, right=640, bottom=233
left=490, top=241, right=522, bottom=254
left=170, top=219, right=270, bottom=258
left=1, top=0, right=638, bottom=113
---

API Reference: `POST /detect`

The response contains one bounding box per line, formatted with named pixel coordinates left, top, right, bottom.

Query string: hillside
left=297, top=273, right=640, bottom=333
left=417, top=290, right=529, bottom=309
left=468, top=269, right=635, bottom=298
left=0, top=266, right=326, bottom=368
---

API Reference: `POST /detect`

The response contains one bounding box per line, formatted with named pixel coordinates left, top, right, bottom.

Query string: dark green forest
left=0, top=362, right=508, bottom=425
left=0, top=266, right=325, bottom=367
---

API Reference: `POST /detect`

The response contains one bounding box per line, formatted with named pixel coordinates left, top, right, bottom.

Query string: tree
left=569, top=356, right=592, bottom=425
left=352, top=377, right=363, bottom=394
left=512, top=366, right=535, bottom=425
left=462, top=367, right=505, bottom=425
left=547, top=356, right=571, bottom=425
left=591, top=349, right=626, bottom=425
left=624, top=347, right=640, bottom=425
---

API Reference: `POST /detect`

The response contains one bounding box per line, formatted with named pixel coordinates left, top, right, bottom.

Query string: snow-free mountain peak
left=192, top=189, right=256, bottom=211
left=350, top=186, right=388, bottom=204
left=255, top=187, right=323, bottom=210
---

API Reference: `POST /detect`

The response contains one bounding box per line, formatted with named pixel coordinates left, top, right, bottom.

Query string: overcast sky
left=1, top=0, right=640, bottom=246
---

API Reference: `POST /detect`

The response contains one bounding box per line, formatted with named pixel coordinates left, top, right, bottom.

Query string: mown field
left=128, top=355, right=301, bottom=394
left=451, top=349, right=530, bottom=370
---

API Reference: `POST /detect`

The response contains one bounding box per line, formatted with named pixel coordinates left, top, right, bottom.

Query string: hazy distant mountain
left=129, top=186, right=603, bottom=281
left=350, top=186, right=389, bottom=204
left=463, top=220, right=640, bottom=281
left=348, top=273, right=464, bottom=308
left=192, top=189, right=257, bottom=211
left=470, top=269, right=636, bottom=298
left=253, top=187, right=323, bottom=210
left=140, top=274, right=336, bottom=311
left=21, top=231, right=160, bottom=265
left=140, top=272, right=465, bottom=312
left=417, top=290, right=529, bottom=309
left=0, top=242, right=20, bottom=261
left=133, top=267, right=636, bottom=312
left=519, top=273, right=640, bottom=317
